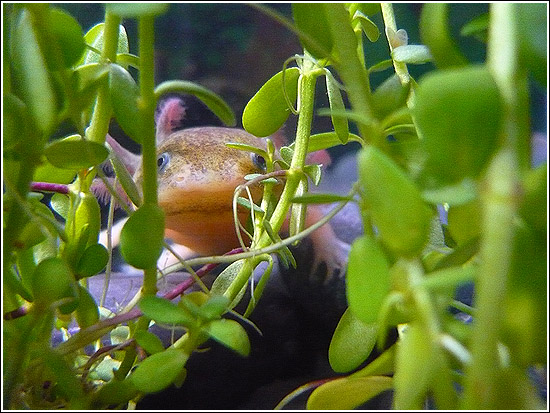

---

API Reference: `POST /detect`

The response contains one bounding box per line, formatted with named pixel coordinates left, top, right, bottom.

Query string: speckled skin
left=133, top=126, right=270, bottom=255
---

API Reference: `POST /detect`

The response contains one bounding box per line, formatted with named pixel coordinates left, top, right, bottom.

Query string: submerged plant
left=2, top=2, right=547, bottom=410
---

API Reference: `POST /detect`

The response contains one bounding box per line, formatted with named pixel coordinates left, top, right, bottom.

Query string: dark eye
left=157, top=152, right=170, bottom=173
left=251, top=153, right=266, bottom=172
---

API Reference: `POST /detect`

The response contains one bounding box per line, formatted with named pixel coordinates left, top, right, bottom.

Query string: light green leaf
left=129, top=349, right=188, bottom=393
left=138, top=296, right=195, bottom=327
left=205, top=319, right=251, bottom=357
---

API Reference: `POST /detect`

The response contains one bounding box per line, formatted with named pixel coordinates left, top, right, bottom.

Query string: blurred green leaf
left=120, top=203, right=165, bottom=269
left=290, top=193, right=351, bottom=204
left=47, top=7, right=86, bottom=68
left=92, top=379, right=138, bottom=407
left=11, top=9, right=57, bottom=136
left=372, top=74, right=410, bottom=119
left=107, top=3, right=169, bottom=18
left=518, top=162, right=547, bottom=233
left=307, top=376, right=393, bottom=410
left=517, top=3, right=547, bottom=87
left=420, top=3, right=468, bottom=68
left=135, top=330, right=165, bottom=355
left=358, top=147, right=432, bottom=256
left=76, top=243, right=109, bottom=278
left=413, top=66, right=503, bottom=184
left=242, top=67, right=300, bottom=137
left=138, top=296, right=195, bottom=326
left=44, top=139, right=109, bottom=170
left=329, top=307, right=378, bottom=373
left=109, top=64, right=143, bottom=143
left=74, top=285, right=99, bottom=328
left=291, top=3, right=333, bottom=59
left=129, top=348, right=188, bottom=393
left=31, top=257, right=76, bottom=305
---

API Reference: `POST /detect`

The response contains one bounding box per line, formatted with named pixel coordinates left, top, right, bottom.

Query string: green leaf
left=200, top=295, right=231, bottom=320
left=413, top=66, right=503, bottom=184
left=325, top=70, right=349, bottom=143
left=128, top=349, right=188, bottom=394
left=33, top=160, right=77, bottom=184
left=353, top=10, right=380, bottom=42
left=329, top=307, right=378, bottom=373
left=517, top=3, right=547, bottom=87
left=135, top=330, right=165, bottom=355
left=518, top=163, right=547, bottom=233
left=210, top=260, right=248, bottom=308
left=205, top=319, right=251, bottom=357
left=242, top=67, right=300, bottom=137
left=372, top=74, right=410, bottom=119
left=31, top=257, right=76, bottom=305
left=358, top=147, right=433, bottom=256
left=307, top=376, right=393, bottom=410
left=109, top=150, right=142, bottom=207
left=367, top=59, right=394, bottom=74
left=155, top=80, right=236, bottom=126
left=42, top=348, right=85, bottom=400
left=447, top=200, right=482, bottom=245
left=392, top=45, right=432, bottom=64
left=304, top=132, right=362, bottom=153
left=11, top=9, right=57, bottom=135
left=120, top=203, right=165, bottom=269
left=47, top=7, right=86, bottom=68
left=421, top=178, right=477, bottom=206
left=138, top=296, right=195, bottom=327
left=74, top=285, right=99, bottom=328
left=291, top=3, right=333, bottom=59
left=419, top=3, right=468, bottom=68
left=460, top=13, right=489, bottom=41
left=82, top=23, right=129, bottom=65
left=303, top=164, right=322, bottom=185
left=44, top=139, right=109, bottom=170
left=107, top=3, right=169, bottom=17
left=347, top=235, right=390, bottom=324
left=93, top=379, right=138, bottom=407
left=109, top=64, right=143, bottom=143
left=76, top=243, right=109, bottom=278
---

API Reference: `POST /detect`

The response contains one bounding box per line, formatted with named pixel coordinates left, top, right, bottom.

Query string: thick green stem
left=463, top=4, right=523, bottom=408
left=381, top=3, right=411, bottom=86
left=86, top=11, right=120, bottom=144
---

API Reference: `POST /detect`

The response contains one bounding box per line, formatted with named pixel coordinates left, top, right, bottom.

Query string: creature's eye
left=157, top=152, right=170, bottom=173
left=251, top=153, right=267, bottom=172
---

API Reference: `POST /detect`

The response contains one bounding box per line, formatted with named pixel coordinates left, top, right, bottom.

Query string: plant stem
left=462, top=4, right=523, bottom=408
left=380, top=3, right=411, bottom=86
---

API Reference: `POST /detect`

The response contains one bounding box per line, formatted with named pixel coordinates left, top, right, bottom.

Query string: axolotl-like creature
left=98, top=97, right=351, bottom=282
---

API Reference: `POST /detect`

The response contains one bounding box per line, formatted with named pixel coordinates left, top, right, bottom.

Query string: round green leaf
left=518, top=163, right=547, bottom=233
left=120, top=203, right=165, bottom=269
left=129, top=349, right=188, bottom=394
left=82, top=23, right=129, bottom=65
left=31, top=257, right=75, bottom=305
left=138, top=295, right=195, bottom=327
left=33, top=160, right=77, bottom=184
left=372, top=74, right=410, bottom=119
left=329, top=307, right=378, bottom=373
left=47, top=7, right=86, bottom=68
left=76, top=243, right=109, bottom=278
left=11, top=9, right=57, bottom=135
left=413, top=66, right=503, bottom=184
left=205, top=319, right=251, bottom=357
left=109, top=64, right=143, bottom=143
left=44, top=139, right=109, bottom=170
left=307, top=376, right=393, bottom=410
left=242, top=67, right=300, bottom=137
left=447, top=200, right=482, bottom=245
left=358, top=147, right=432, bottom=256
left=93, top=379, right=138, bottom=407
left=346, top=235, right=391, bottom=324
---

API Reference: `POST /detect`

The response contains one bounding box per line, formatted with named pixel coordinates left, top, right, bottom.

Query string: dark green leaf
left=120, top=203, right=165, bottom=269
left=75, top=285, right=99, bottom=328
left=93, top=379, right=138, bottom=407
left=42, top=348, right=85, bottom=400
left=109, top=64, right=143, bottom=143
left=31, top=257, right=76, bottom=305
left=129, top=349, right=188, bottom=393
left=44, top=139, right=109, bottom=170
left=329, top=307, right=378, bottom=373
left=517, top=3, right=547, bottom=87
left=242, top=67, right=300, bottom=137
left=76, top=243, right=109, bottom=278
left=48, top=7, right=86, bottom=68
